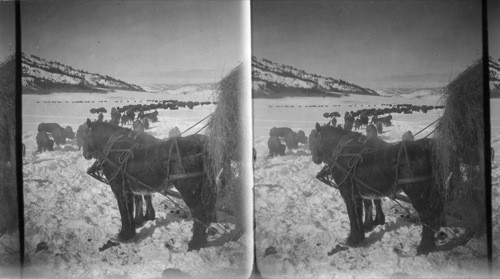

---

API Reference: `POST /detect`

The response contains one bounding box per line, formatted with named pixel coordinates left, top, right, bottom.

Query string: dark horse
left=82, top=119, right=217, bottom=251
left=310, top=123, right=443, bottom=254
left=310, top=125, right=387, bottom=232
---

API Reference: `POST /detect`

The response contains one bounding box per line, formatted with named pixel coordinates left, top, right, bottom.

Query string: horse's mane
left=321, top=125, right=387, bottom=147
left=91, top=120, right=161, bottom=144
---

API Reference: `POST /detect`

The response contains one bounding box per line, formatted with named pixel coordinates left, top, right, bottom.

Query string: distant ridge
left=252, top=56, right=378, bottom=98
left=490, top=57, right=500, bottom=98
left=22, top=53, right=145, bottom=94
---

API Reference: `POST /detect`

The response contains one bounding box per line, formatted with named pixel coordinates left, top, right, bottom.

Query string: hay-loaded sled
left=310, top=59, right=487, bottom=254
left=82, top=65, right=247, bottom=251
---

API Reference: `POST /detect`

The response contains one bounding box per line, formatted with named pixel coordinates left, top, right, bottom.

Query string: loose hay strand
left=204, top=64, right=245, bottom=220
left=434, top=59, right=486, bottom=235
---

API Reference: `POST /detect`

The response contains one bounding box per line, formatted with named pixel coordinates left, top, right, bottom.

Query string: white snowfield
left=21, top=87, right=250, bottom=278
left=253, top=93, right=496, bottom=278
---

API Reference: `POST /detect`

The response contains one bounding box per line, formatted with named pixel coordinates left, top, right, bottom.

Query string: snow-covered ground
left=253, top=93, right=494, bottom=278
left=21, top=87, right=250, bottom=278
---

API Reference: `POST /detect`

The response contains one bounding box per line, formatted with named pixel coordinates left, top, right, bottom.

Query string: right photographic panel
left=252, top=0, right=490, bottom=277
left=490, top=0, right=500, bottom=274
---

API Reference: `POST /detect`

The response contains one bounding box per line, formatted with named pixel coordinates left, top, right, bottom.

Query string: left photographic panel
left=0, top=0, right=20, bottom=277
left=21, top=0, right=252, bottom=278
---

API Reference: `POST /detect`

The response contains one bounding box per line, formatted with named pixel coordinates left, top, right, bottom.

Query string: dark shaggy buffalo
left=64, top=126, right=75, bottom=139
left=90, top=107, right=107, bottom=114
left=144, top=111, right=159, bottom=123
left=344, top=112, right=354, bottom=131
left=133, top=120, right=145, bottom=133
left=143, top=117, right=150, bottom=129
left=297, top=130, right=308, bottom=144
left=121, top=114, right=132, bottom=126
left=360, top=114, right=369, bottom=126
left=38, top=122, right=62, bottom=133
left=377, top=115, right=392, bottom=126
left=52, top=126, right=67, bottom=145
left=76, top=123, right=88, bottom=150
left=269, top=127, right=294, bottom=138
left=268, top=136, right=286, bottom=157
left=354, top=118, right=362, bottom=130
left=36, top=131, right=54, bottom=153
left=284, top=131, right=299, bottom=150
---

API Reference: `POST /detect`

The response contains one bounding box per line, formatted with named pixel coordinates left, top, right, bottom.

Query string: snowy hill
left=252, top=56, right=378, bottom=98
left=490, top=57, right=500, bottom=97
left=22, top=53, right=145, bottom=94
left=376, top=88, right=443, bottom=99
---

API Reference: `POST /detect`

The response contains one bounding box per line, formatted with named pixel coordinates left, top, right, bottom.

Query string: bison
left=268, top=136, right=286, bottom=157
left=52, top=126, right=67, bottom=145
left=38, top=122, right=62, bottom=133
left=64, top=126, right=75, bottom=140
left=76, top=123, right=88, bottom=150
left=36, top=131, right=54, bottom=153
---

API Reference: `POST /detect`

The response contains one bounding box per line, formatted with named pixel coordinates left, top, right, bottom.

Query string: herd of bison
left=267, top=103, right=444, bottom=157
left=33, top=100, right=208, bottom=154
left=32, top=102, right=443, bottom=159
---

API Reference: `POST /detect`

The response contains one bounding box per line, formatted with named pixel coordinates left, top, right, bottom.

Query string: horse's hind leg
left=144, top=195, right=156, bottom=221
left=363, top=200, right=374, bottom=231
left=133, top=195, right=146, bottom=228
left=373, top=199, right=385, bottom=226
left=176, top=178, right=215, bottom=251
left=403, top=184, right=443, bottom=255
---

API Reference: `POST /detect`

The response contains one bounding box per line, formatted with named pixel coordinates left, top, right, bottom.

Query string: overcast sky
left=0, top=1, right=15, bottom=62
left=252, top=0, right=482, bottom=89
left=21, top=0, right=245, bottom=85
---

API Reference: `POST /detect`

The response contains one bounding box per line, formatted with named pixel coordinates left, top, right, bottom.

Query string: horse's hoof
left=374, top=217, right=385, bottom=226
left=145, top=213, right=155, bottom=221
left=346, top=234, right=364, bottom=246
left=187, top=239, right=207, bottom=252
left=117, top=230, right=135, bottom=242
left=416, top=244, right=435, bottom=255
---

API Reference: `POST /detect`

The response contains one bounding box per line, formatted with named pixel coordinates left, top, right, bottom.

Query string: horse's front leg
left=144, top=195, right=156, bottom=221
left=110, top=182, right=136, bottom=241
left=339, top=184, right=365, bottom=246
left=363, top=199, right=374, bottom=231
left=373, top=199, right=385, bottom=226
left=133, top=195, right=146, bottom=228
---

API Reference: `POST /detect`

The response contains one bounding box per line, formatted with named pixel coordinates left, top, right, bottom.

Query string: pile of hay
left=0, top=55, right=18, bottom=234
left=434, top=59, right=486, bottom=235
left=204, top=64, right=248, bottom=223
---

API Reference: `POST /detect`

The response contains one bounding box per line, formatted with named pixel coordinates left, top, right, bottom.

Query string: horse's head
left=309, top=122, right=346, bottom=165
left=82, top=118, right=116, bottom=160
